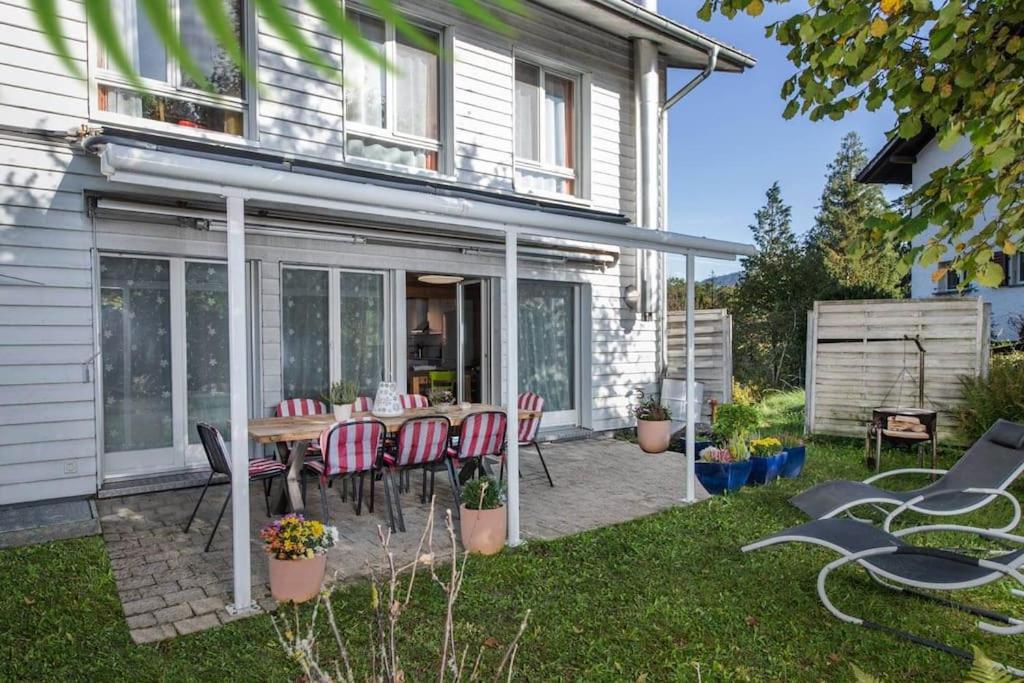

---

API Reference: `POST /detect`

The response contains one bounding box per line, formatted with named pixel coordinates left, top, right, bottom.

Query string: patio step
left=538, top=427, right=593, bottom=443
left=98, top=471, right=226, bottom=499
left=0, top=497, right=100, bottom=549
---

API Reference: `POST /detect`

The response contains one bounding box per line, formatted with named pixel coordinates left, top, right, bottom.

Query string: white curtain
left=518, top=281, right=575, bottom=411
left=339, top=272, right=386, bottom=396
left=346, top=14, right=386, bottom=128
left=282, top=269, right=330, bottom=402
left=544, top=74, right=572, bottom=168
left=395, top=34, right=438, bottom=139
left=514, top=62, right=540, bottom=161
left=185, top=262, right=230, bottom=443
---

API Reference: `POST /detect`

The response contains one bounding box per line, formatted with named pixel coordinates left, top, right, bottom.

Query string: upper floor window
left=1006, top=252, right=1024, bottom=285
left=935, top=261, right=961, bottom=293
left=345, top=11, right=441, bottom=172
left=95, top=0, right=246, bottom=137
left=514, top=59, right=578, bottom=197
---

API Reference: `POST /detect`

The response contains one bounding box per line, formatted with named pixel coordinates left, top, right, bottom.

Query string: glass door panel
left=339, top=271, right=385, bottom=396
left=457, top=280, right=487, bottom=403
left=518, top=280, right=578, bottom=427
left=282, top=268, right=330, bottom=401
left=184, top=262, right=230, bottom=466
left=100, top=256, right=176, bottom=476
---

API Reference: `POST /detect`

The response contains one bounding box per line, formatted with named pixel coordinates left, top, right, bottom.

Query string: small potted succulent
left=695, top=442, right=752, bottom=494
left=632, top=388, right=673, bottom=453
left=748, top=436, right=785, bottom=485
left=429, top=389, right=455, bottom=409
left=324, top=380, right=358, bottom=421
left=260, top=514, right=338, bottom=603
left=459, top=476, right=506, bottom=555
left=778, top=433, right=807, bottom=479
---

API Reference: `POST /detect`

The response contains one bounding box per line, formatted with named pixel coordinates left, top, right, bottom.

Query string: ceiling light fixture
left=417, top=274, right=464, bottom=285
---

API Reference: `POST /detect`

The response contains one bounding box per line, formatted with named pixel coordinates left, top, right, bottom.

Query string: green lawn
left=2, top=391, right=1022, bottom=681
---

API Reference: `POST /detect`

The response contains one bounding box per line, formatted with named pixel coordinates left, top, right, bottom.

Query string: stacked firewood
left=886, top=415, right=927, bottom=433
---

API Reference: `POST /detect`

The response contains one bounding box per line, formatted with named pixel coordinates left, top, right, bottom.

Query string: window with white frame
left=344, top=11, right=442, bottom=172
left=1007, top=252, right=1024, bottom=285
left=935, top=261, right=961, bottom=293
left=95, top=0, right=247, bottom=136
left=514, top=59, right=579, bottom=197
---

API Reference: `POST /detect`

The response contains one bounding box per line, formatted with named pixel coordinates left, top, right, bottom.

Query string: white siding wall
left=909, top=138, right=1024, bottom=339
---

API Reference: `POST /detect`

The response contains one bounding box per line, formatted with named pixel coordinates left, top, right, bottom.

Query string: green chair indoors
left=429, top=370, right=455, bottom=394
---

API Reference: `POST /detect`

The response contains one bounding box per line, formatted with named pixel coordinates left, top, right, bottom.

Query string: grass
left=2, top=391, right=1022, bottom=681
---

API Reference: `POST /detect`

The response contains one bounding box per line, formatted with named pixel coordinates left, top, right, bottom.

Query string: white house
left=858, top=131, right=1024, bottom=339
left=0, top=0, right=755, bottom=510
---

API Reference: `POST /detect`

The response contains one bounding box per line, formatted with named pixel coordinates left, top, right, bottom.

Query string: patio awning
left=89, top=139, right=755, bottom=616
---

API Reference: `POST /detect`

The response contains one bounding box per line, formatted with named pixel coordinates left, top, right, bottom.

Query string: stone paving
left=96, top=437, right=706, bottom=643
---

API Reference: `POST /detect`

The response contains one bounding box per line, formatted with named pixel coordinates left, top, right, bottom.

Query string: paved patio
left=97, top=438, right=707, bottom=643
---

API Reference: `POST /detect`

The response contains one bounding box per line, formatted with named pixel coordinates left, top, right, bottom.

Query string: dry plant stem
left=320, top=585, right=356, bottom=683
left=493, top=610, right=531, bottom=683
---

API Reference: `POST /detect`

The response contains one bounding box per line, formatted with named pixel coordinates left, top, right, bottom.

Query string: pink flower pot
left=637, top=419, right=671, bottom=453
left=268, top=554, right=327, bottom=604
left=459, top=505, right=506, bottom=555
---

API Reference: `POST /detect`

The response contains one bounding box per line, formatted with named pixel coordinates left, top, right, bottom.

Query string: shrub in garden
left=956, top=352, right=1024, bottom=442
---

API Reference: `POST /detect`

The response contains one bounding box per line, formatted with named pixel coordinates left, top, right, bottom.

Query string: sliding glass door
left=518, top=280, right=579, bottom=428
left=456, top=279, right=489, bottom=403
left=281, top=266, right=388, bottom=404
left=100, top=255, right=234, bottom=479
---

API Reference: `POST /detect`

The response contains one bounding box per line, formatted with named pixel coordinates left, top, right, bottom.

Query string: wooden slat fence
left=666, top=309, right=733, bottom=421
left=805, top=298, right=990, bottom=441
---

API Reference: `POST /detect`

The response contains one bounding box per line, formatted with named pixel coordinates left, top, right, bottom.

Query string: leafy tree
left=806, top=132, right=904, bottom=298
left=699, top=0, right=1024, bottom=288
left=732, top=182, right=809, bottom=388
left=667, top=277, right=733, bottom=311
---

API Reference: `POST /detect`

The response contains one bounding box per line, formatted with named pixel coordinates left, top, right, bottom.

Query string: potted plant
left=459, top=476, right=506, bottom=555
left=429, top=389, right=455, bottom=408
left=324, top=380, right=358, bottom=421
left=633, top=389, right=673, bottom=453
left=748, top=436, right=785, bottom=485
left=712, top=403, right=761, bottom=447
left=260, top=514, right=338, bottom=603
left=778, top=433, right=807, bottom=479
left=694, top=443, right=752, bottom=494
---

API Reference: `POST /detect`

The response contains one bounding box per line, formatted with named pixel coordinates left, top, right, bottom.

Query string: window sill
left=343, top=155, right=455, bottom=183
left=512, top=187, right=592, bottom=209
left=90, top=112, right=258, bottom=149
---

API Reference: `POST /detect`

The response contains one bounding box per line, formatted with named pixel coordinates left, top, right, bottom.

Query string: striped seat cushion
left=455, top=412, right=507, bottom=459
left=248, top=458, right=286, bottom=477
left=352, top=396, right=374, bottom=413
left=395, top=417, right=450, bottom=467
left=319, top=419, right=384, bottom=478
left=517, top=392, right=545, bottom=443
left=399, top=393, right=430, bottom=409
left=304, top=459, right=325, bottom=475
left=276, top=398, right=328, bottom=417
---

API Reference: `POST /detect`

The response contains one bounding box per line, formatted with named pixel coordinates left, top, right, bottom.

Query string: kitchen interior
left=405, top=273, right=485, bottom=403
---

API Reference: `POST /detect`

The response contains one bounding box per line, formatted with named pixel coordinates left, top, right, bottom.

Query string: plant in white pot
left=260, top=514, right=338, bottom=603
left=632, top=389, right=673, bottom=453
left=324, top=380, right=358, bottom=421
left=459, top=476, right=506, bottom=555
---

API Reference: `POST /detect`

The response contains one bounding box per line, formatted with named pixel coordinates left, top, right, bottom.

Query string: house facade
left=859, top=132, right=1024, bottom=339
left=0, top=0, right=752, bottom=505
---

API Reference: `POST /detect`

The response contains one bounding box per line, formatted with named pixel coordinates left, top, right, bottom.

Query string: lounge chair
left=790, top=419, right=1024, bottom=532
left=743, top=518, right=1024, bottom=674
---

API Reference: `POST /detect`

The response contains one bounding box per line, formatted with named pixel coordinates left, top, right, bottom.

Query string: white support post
left=684, top=252, right=697, bottom=503
left=226, top=194, right=255, bottom=615
left=505, top=228, right=521, bottom=547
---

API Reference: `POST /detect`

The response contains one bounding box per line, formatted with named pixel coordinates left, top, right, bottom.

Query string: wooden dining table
left=248, top=403, right=538, bottom=514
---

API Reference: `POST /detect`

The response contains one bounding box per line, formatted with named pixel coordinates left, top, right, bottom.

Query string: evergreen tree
left=732, top=182, right=808, bottom=388
left=806, top=132, right=904, bottom=298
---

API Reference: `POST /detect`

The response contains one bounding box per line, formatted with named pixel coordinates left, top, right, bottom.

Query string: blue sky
left=660, top=2, right=895, bottom=280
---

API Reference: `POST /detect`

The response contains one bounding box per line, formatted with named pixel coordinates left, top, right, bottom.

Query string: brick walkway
left=97, top=438, right=706, bottom=643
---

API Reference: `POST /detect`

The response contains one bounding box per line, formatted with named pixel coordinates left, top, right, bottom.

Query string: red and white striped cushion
left=517, top=392, right=545, bottom=443
left=455, top=412, right=507, bottom=459
left=399, top=393, right=429, bottom=409
left=276, top=398, right=328, bottom=417
left=319, top=419, right=383, bottom=478
left=395, top=417, right=449, bottom=467
left=248, top=458, right=286, bottom=477
left=303, top=459, right=325, bottom=475
left=352, top=396, right=374, bottom=413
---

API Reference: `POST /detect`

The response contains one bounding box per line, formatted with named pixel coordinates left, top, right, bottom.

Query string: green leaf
left=977, top=261, right=1004, bottom=288
left=697, top=1, right=713, bottom=22
left=253, top=0, right=337, bottom=79
left=27, top=0, right=83, bottom=79
left=985, top=146, right=1015, bottom=171
left=138, top=0, right=211, bottom=91
left=782, top=99, right=799, bottom=119
left=920, top=242, right=946, bottom=266
left=84, top=0, right=144, bottom=90
left=799, top=20, right=816, bottom=43
left=899, top=116, right=922, bottom=139
left=922, top=75, right=936, bottom=92
left=193, top=0, right=255, bottom=90
left=304, top=0, right=387, bottom=70
left=364, top=0, right=439, bottom=54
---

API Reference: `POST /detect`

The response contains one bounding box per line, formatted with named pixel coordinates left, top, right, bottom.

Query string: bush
left=955, top=352, right=1024, bottom=442
left=731, top=379, right=762, bottom=406
left=713, top=403, right=761, bottom=442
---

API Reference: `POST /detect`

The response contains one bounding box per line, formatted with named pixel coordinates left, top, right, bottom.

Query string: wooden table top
left=248, top=403, right=537, bottom=444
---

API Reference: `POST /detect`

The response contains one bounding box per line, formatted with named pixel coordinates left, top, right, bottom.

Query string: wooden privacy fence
left=666, top=309, right=733, bottom=421
left=805, top=298, right=990, bottom=441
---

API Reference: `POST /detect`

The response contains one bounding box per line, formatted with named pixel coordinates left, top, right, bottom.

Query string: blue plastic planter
left=748, top=452, right=785, bottom=485
left=695, top=459, right=752, bottom=495
left=780, top=445, right=806, bottom=478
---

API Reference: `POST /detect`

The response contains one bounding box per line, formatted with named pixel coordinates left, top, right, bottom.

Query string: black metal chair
left=184, top=422, right=287, bottom=552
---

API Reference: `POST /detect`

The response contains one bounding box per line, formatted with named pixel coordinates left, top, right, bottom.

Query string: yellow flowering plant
left=260, top=514, right=339, bottom=561
left=749, top=437, right=783, bottom=457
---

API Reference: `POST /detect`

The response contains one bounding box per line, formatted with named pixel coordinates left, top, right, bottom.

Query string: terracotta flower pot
left=459, top=504, right=506, bottom=555
left=268, top=554, right=327, bottom=603
left=636, top=419, right=672, bottom=453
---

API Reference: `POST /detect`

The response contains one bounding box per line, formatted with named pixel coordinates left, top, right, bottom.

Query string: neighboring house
left=858, top=131, right=1024, bottom=339
left=0, top=0, right=753, bottom=505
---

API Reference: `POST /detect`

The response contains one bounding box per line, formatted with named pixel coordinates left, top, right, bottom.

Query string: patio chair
left=185, top=423, right=287, bottom=552
left=429, top=370, right=455, bottom=394
left=399, top=393, right=430, bottom=409
left=305, top=418, right=386, bottom=525
left=448, top=410, right=507, bottom=499
left=742, top=518, right=1024, bottom=675
left=276, top=398, right=328, bottom=417
left=498, top=392, right=554, bottom=487
left=353, top=396, right=374, bottom=413
left=380, top=415, right=454, bottom=532
left=790, top=419, right=1024, bottom=532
